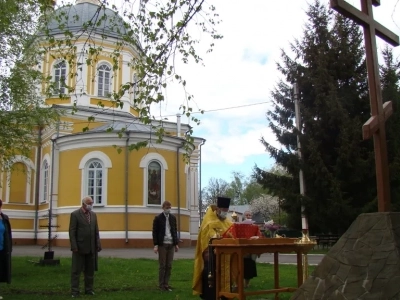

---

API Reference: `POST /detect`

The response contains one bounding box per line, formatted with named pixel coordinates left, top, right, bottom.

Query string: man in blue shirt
left=0, top=199, right=12, bottom=300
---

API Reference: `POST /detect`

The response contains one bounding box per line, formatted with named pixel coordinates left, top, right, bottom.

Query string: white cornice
left=56, top=132, right=188, bottom=152
left=3, top=206, right=190, bottom=218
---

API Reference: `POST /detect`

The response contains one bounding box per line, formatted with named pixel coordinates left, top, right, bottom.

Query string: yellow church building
left=0, top=0, right=203, bottom=248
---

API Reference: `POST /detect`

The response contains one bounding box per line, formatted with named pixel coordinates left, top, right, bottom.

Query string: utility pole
left=293, top=82, right=309, bottom=240
left=294, top=82, right=314, bottom=283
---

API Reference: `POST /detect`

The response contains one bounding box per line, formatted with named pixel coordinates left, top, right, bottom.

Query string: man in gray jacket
left=69, top=196, right=101, bottom=298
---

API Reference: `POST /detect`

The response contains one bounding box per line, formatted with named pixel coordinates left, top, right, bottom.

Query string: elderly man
left=192, top=196, right=232, bottom=300
left=69, top=196, right=101, bottom=298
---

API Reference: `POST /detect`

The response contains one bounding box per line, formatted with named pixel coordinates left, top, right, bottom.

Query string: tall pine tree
left=380, top=46, right=400, bottom=211
left=254, top=0, right=376, bottom=234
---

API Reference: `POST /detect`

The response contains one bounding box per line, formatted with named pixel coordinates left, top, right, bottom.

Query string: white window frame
left=79, top=151, right=112, bottom=206
left=53, top=60, right=67, bottom=95
left=40, top=154, right=51, bottom=203
left=97, top=62, right=112, bottom=97
left=139, top=153, right=168, bottom=206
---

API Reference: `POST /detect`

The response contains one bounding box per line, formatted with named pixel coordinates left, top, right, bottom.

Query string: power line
left=158, top=100, right=272, bottom=118
left=50, top=100, right=272, bottom=124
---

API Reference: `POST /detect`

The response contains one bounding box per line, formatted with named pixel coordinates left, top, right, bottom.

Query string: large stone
left=292, top=213, right=400, bottom=300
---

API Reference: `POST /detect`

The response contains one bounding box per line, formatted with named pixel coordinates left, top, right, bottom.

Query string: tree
left=380, top=46, right=400, bottom=212
left=250, top=195, right=279, bottom=222
left=201, top=177, right=229, bottom=207
left=0, top=0, right=58, bottom=170
left=254, top=0, right=376, bottom=234
left=202, top=172, right=266, bottom=207
left=224, top=172, right=263, bottom=205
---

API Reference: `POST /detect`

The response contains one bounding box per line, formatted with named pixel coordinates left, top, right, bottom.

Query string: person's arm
left=152, top=216, right=159, bottom=253
left=6, top=216, right=12, bottom=252
left=95, top=214, right=101, bottom=252
left=69, top=212, right=78, bottom=252
left=171, top=215, right=179, bottom=245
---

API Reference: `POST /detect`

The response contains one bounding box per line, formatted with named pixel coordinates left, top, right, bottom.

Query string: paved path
left=13, top=245, right=324, bottom=265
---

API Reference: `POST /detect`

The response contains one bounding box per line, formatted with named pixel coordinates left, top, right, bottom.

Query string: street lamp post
left=40, top=134, right=60, bottom=265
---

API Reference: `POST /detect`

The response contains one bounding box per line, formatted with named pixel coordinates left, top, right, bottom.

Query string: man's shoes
left=85, top=291, right=95, bottom=295
left=71, top=294, right=79, bottom=298
left=164, top=285, right=172, bottom=292
left=0, top=295, right=3, bottom=299
left=159, top=286, right=167, bottom=291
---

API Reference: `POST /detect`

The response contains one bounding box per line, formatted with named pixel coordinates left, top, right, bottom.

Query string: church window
left=139, top=153, right=168, bottom=206
left=53, top=61, right=67, bottom=94
left=86, top=160, right=103, bottom=205
left=41, top=160, right=49, bottom=203
left=79, top=151, right=111, bottom=207
left=97, top=63, right=112, bottom=97
left=148, top=161, right=162, bottom=205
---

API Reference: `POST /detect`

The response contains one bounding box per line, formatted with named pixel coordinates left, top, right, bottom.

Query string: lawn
left=1, top=257, right=316, bottom=300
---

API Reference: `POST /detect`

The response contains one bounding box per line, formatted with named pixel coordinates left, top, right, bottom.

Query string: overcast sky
left=148, top=0, right=400, bottom=188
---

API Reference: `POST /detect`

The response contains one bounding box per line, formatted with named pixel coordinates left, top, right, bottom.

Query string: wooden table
left=211, top=238, right=315, bottom=300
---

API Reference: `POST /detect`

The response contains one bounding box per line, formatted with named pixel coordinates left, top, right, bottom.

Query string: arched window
left=139, top=153, right=168, bottom=206
left=148, top=161, right=162, bottom=205
left=97, top=63, right=112, bottom=97
left=5, top=155, right=35, bottom=204
left=54, top=61, right=66, bottom=94
left=86, top=159, right=103, bottom=205
left=41, top=160, right=49, bottom=203
left=79, top=151, right=112, bottom=206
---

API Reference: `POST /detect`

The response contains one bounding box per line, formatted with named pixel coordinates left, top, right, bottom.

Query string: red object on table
left=222, top=223, right=261, bottom=239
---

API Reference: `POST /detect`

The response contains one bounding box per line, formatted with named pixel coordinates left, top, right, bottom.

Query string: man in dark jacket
left=69, top=196, right=102, bottom=298
left=152, top=200, right=179, bottom=291
left=0, top=199, right=12, bottom=300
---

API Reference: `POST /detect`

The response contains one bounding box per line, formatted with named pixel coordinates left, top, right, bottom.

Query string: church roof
left=42, top=0, right=137, bottom=41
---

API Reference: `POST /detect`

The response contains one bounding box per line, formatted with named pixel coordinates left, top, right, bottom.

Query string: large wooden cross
left=330, top=0, right=399, bottom=212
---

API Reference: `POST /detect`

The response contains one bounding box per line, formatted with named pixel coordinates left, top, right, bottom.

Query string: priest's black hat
left=217, top=196, right=231, bottom=208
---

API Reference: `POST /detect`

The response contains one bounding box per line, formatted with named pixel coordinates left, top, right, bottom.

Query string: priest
left=192, top=196, right=232, bottom=300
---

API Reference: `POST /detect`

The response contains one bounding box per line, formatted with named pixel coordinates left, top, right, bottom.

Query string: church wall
left=11, top=219, right=34, bottom=230
left=51, top=213, right=191, bottom=248
left=57, top=116, right=105, bottom=134
left=129, top=107, right=139, bottom=117
left=45, top=97, right=72, bottom=106
left=44, top=142, right=192, bottom=247
left=9, top=163, right=27, bottom=204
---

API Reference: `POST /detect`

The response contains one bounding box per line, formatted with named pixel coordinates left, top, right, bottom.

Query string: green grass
left=1, top=257, right=317, bottom=300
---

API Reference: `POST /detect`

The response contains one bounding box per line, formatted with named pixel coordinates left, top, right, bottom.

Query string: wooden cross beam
left=330, top=0, right=399, bottom=212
